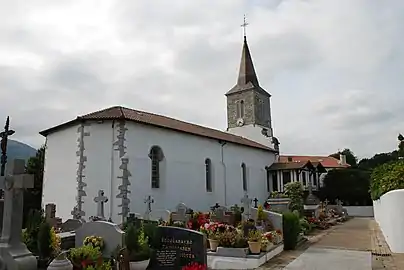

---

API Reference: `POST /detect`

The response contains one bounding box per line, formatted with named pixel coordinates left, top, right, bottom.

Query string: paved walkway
left=260, top=217, right=404, bottom=270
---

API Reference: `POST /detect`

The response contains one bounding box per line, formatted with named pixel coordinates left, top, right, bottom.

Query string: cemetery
left=0, top=121, right=350, bottom=270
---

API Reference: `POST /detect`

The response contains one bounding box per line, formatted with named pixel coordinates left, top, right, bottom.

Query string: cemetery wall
left=327, top=205, right=374, bottom=217
left=373, top=189, right=404, bottom=253
left=43, top=124, right=79, bottom=222
left=43, top=119, right=276, bottom=223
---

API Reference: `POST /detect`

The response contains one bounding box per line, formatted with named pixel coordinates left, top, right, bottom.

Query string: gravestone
left=45, top=203, right=62, bottom=230
left=147, top=226, right=207, bottom=270
left=144, top=195, right=154, bottom=220
left=150, top=209, right=171, bottom=222
left=75, top=220, right=125, bottom=257
left=0, top=159, right=37, bottom=270
left=94, top=190, right=108, bottom=220
left=241, top=193, right=252, bottom=221
left=171, top=203, right=190, bottom=223
left=61, top=218, right=84, bottom=232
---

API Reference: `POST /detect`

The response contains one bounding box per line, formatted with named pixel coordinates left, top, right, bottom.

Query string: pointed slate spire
left=237, top=36, right=259, bottom=87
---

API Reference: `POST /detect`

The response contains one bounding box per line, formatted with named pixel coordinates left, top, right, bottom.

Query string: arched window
left=241, top=163, right=247, bottom=191
left=265, top=166, right=270, bottom=192
left=236, top=102, right=241, bottom=118
left=149, top=146, right=164, bottom=188
left=240, top=100, right=245, bottom=117
left=205, top=158, right=212, bottom=192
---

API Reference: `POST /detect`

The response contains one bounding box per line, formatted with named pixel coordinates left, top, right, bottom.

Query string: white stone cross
left=241, top=192, right=252, bottom=220
left=0, top=159, right=34, bottom=253
left=144, top=195, right=154, bottom=220
left=94, top=190, right=108, bottom=219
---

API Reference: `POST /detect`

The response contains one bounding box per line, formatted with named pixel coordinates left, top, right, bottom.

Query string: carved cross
left=94, top=190, right=108, bottom=219
left=144, top=195, right=154, bottom=220
left=0, top=159, right=34, bottom=244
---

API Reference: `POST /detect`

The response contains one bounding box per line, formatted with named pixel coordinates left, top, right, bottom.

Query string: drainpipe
left=41, top=137, right=48, bottom=210
left=219, top=141, right=227, bottom=206
left=109, top=120, right=115, bottom=220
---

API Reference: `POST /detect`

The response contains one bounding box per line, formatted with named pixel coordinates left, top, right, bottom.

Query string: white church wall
left=227, top=125, right=273, bottom=149
left=43, top=119, right=276, bottom=223
left=43, top=124, right=79, bottom=222
left=124, top=121, right=275, bottom=219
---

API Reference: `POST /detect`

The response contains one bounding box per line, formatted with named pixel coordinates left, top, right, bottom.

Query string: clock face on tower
left=236, top=118, right=245, bottom=127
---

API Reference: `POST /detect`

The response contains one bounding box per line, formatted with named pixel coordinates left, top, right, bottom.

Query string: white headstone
left=241, top=193, right=252, bottom=220
left=94, top=190, right=108, bottom=219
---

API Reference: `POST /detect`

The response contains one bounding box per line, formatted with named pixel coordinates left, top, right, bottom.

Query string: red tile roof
left=279, top=155, right=350, bottom=168
left=40, top=106, right=276, bottom=152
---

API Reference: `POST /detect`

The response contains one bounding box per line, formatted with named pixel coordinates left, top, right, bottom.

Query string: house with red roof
left=267, top=154, right=350, bottom=192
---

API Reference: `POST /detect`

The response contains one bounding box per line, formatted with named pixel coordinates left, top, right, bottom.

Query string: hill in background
left=6, top=140, right=37, bottom=161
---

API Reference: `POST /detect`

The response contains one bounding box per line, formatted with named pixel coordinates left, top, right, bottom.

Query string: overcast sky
left=0, top=0, right=403, bottom=159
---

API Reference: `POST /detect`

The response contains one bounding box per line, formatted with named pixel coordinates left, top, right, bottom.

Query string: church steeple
left=237, top=36, right=259, bottom=87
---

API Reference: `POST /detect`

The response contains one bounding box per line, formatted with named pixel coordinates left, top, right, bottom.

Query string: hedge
left=283, top=211, right=301, bottom=250
left=370, top=160, right=404, bottom=200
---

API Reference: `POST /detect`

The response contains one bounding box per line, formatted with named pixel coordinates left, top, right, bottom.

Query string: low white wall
left=373, top=189, right=404, bottom=253
left=344, top=206, right=374, bottom=217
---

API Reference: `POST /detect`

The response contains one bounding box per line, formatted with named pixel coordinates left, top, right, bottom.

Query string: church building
left=40, top=36, right=280, bottom=223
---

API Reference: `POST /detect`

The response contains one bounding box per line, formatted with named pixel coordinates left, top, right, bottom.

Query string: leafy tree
left=370, top=160, right=404, bottom=200
left=398, top=134, right=404, bottom=158
left=358, top=151, right=398, bottom=170
left=318, top=168, right=372, bottom=206
left=284, top=182, right=304, bottom=215
left=23, top=145, right=45, bottom=228
left=330, top=148, right=357, bottom=167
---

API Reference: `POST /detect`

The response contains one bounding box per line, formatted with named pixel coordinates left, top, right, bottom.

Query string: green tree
left=358, top=151, right=398, bottom=170
left=330, top=148, right=357, bottom=167
left=398, top=134, right=404, bottom=158
left=23, top=145, right=45, bottom=228
left=318, top=168, right=372, bottom=206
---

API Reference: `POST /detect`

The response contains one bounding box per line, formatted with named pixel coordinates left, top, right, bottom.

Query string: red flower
left=182, top=262, right=207, bottom=270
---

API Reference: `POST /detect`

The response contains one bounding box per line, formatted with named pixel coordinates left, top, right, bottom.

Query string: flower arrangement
left=50, top=227, right=61, bottom=256
left=187, top=212, right=209, bottom=230
left=182, top=262, right=207, bottom=270
left=247, top=230, right=261, bottom=242
left=83, top=236, right=104, bottom=251
left=68, top=245, right=103, bottom=269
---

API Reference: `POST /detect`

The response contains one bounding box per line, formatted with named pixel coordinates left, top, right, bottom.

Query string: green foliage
left=68, top=245, right=102, bottom=265
left=358, top=152, right=399, bottom=171
left=23, top=209, right=46, bottom=255
left=23, top=146, right=45, bottom=228
left=318, top=168, right=372, bottom=205
left=125, top=224, right=150, bottom=262
left=37, top=221, right=52, bottom=259
left=399, top=134, right=404, bottom=158
left=282, top=211, right=301, bottom=250
left=370, top=160, right=404, bottom=200
left=269, top=191, right=288, bottom=198
left=284, top=182, right=304, bottom=215
left=330, top=148, right=357, bottom=167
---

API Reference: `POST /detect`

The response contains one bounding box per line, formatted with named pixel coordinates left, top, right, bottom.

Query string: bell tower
left=226, top=23, right=278, bottom=151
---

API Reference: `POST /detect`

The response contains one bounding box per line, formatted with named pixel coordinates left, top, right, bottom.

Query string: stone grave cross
left=144, top=195, right=154, bottom=220
left=241, top=193, right=252, bottom=220
left=253, top=198, right=259, bottom=208
left=0, top=159, right=37, bottom=270
left=94, top=190, right=108, bottom=220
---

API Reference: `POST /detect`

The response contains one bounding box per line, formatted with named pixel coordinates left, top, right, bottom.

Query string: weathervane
left=0, top=116, right=15, bottom=199
left=241, top=14, right=249, bottom=37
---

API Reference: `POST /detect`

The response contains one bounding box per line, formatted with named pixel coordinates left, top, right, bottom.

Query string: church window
left=205, top=158, right=212, bottom=192
left=241, top=163, right=247, bottom=191
left=240, top=100, right=245, bottom=117
left=149, top=146, right=164, bottom=188
left=236, top=102, right=240, bottom=118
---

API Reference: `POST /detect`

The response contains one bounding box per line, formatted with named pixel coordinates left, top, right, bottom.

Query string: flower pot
left=248, top=241, right=261, bottom=254
left=130, top=259, right=150, bottom=270
left=208, top=239, right=219, bottom=252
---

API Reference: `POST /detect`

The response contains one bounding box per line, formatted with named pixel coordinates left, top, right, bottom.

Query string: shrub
left=284, top=182, right=304, bottom=215
left=370, top=160, right=404, bottom=200
left=125, top=224, right=150, bottom=262
left=37, top=221, right=52, bottom=259
left=282, top=211, right=301, bottom=250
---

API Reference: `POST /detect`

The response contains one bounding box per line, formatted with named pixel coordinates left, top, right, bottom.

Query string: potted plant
left=125, top=224, right=150, bottom=270
left=247, top=230, right=261, bottom=254
left=207, top=232, right=219, bottom=252
left=256, top=205, right=266, bottom=228
left=68, top=245, right=103, bottom=270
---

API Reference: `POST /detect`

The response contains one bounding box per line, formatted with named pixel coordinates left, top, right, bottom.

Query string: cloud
left=0, top=0, right=403, bottom=159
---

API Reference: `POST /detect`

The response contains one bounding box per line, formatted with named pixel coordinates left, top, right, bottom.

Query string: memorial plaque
left=147, top=226, right=207, bottom=270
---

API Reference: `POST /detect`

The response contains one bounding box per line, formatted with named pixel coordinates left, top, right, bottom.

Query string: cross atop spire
left=241, top=14, right=249, bottom=38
